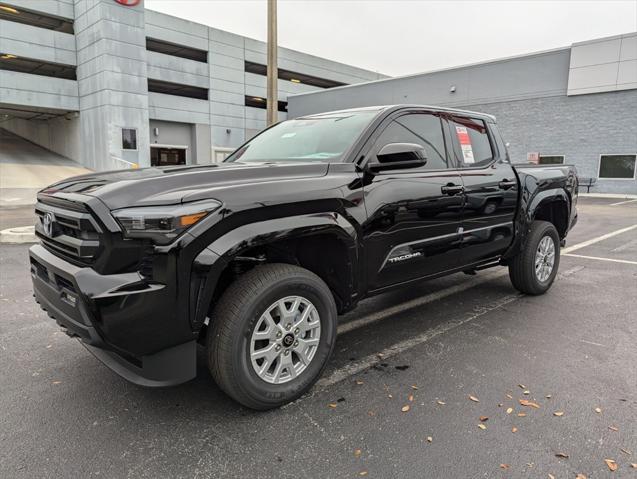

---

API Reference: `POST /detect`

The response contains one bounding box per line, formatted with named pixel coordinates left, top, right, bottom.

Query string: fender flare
left=190, top=213, right=359, bottom=329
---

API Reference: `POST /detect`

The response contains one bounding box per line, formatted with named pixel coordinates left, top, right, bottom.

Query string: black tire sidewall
left=229, top=275, right=336, bottom=407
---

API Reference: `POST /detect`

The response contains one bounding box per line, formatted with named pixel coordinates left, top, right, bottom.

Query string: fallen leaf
left=469, top=395, right=480, bottom=403
left=595, top=407, right=602, bottom=413
left=631, top=463, right=637, bottom=468
left=436, top=400, right=446, bottom=405
left=52, top=381, right=61, bottom=385
left=546, top=394, right=552, bottom=399
left=354, top=449, right=362, bottom=458
left=555, top=452, right=569, bottom=458
left=355, top=380, right=364, bottom=385
left=478, top=424, right=487, bottom=430
left=506, top=394, right=513, bottom=399
left=608, top=425, right=619, bottom=431
left=523, top=390, right=530, bottom=395
left=411, top=385, right=418, bottom=390
left=518, top=384, right=526, bottom=389
left=519, top=399, right=541, bottom=409
left=512, top=427, right=518, bottom=433
left=498, top=403, right=503, bottom=407
left=604, top=459, right=618, bottom=472
left=408, top=394, right=414, bottom=402
left=387, top=394, right=393, bottom=399
left=620, top=448, right=631, bottom=455
left=506, top=407, right=513, bottom=414
left=517, top=413, right=527, bottom=417
left=401, top=405, right=410, bottom=413
left=359, top=470, right=368, bottom=476
left=500, top=464, right=509, bottom=469
left=553, top=411, right=564, bottom=417
left=328, top=403, right=337, bottom=409
left=426, top=436, right=432, bottom=443
left=367, top=410, right=375, bottom=417
left=548, top=474, right=555, bottom=479
left=576, top=475, right=587, bottom=479
left=479, top=416, right=489, bottom=422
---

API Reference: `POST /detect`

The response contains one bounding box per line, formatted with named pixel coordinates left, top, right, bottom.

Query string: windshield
left=226, top=110, right=379, bottom=163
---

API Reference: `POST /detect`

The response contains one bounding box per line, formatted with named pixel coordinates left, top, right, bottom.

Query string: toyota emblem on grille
left=42, top=212, right=55, bottom=237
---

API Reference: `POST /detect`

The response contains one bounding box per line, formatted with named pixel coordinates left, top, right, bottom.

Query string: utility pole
left=266, top=0, right=278, bottom=126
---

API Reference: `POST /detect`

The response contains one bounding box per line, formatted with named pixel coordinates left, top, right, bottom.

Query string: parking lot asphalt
left=1, top=197, right=636, bottom=478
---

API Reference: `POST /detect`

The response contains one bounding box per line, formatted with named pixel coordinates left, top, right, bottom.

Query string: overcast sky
left=145, top=0, right=637, bottom=77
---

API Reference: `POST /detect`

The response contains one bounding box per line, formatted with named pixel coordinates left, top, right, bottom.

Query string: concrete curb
left=0, top=225, right=38, bottom=244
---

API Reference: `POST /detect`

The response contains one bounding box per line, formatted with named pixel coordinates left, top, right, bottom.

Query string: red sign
left=115, top=0, right=140, bottom=6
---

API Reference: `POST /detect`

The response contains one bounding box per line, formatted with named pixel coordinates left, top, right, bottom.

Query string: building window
left=0, top=54, right=76, bottom=80
left=244, top=61, right=347, bottom=89
left=147, top=79, right=209, bottom=100
left=539, top=155, right=564, bottom=165
left=598, top=154, right=637, bottom=179
left=245, top=95, right=288, bottom=113
left=122, top=129, right=137, bottom=150
left=0, top=4, right=74, bottom=33
left=146, top=38, right=207, bottom=63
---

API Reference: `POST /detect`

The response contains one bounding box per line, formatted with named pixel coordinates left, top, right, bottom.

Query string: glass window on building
left=122, top=128, right=137, bottom=150
left=539, top=155, right=564, bottom=165
left=598, top=155, right=636, bottom=179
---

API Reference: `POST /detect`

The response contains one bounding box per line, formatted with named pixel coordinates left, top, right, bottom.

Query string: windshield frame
left=224, top=108, right=385, bottom=164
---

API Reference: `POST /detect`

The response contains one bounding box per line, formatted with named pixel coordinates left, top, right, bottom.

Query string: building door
left=150, top=147, right=186, bottom=166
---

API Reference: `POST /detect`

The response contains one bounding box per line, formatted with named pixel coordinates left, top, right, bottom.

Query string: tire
left=509, top=220, right=560, bottom=295
left=208, top=263, right=337, bottom=410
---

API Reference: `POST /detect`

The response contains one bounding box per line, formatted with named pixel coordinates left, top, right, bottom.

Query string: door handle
left=498, top=179, right=517, bottom=190
left=441, top=184, right=464, bottom=195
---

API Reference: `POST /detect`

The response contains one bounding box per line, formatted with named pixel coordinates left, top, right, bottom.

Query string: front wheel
left=208, top=263, right=337, bottom=410
left=509, top=221, right=560, bottom=295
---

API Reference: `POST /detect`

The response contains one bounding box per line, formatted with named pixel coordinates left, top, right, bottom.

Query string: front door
left=362, top=111, right=465, bottom=292
left=448, top=116, right=518, bottom=264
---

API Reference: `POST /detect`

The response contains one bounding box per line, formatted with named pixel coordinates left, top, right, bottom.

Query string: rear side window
left=451, top=117, right=493, bottom=167
left=373, top=113, right=448, bottom=169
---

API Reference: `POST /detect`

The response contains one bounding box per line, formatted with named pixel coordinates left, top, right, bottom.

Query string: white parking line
left=319, top=294, right=521, bottom=388
left=337, top=269, right=507, bottom=335
left=563, top=253, right=637, bottom=265
left=562, top=224, right=637, bottom=254
left=610, top=199, right=637, bottom=206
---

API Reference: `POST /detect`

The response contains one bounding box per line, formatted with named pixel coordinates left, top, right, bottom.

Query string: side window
left=374, top=114, right=448, bottom=169
left=451, top=117, right=493, bottom=167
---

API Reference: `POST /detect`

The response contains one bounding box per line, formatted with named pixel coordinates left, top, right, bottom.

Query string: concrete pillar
left=74, top=0, right=150, bottom=170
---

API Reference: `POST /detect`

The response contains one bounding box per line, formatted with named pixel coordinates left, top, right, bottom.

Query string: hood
left=42, top=162, right=330, bottom=210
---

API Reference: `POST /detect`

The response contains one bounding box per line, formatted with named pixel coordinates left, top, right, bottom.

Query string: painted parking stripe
left=563, top=253, right=637, bottom=265
left=562, top=224, right=637, bottom=254
left=319, top=294, right=521, bottom=389
left=610, top=199, right=637, bottom=206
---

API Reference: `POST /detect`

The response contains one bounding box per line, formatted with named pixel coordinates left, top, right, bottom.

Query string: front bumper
left=29, top=244, right=196, bottom=387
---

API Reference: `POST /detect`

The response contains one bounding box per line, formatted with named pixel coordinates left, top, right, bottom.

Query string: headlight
left=112, top=199, right=222, bottom=244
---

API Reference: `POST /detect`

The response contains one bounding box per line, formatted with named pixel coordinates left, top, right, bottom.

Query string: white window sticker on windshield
left=455, top=126, right=475, bottom=164
left=281, top=132, right=297, bottom=139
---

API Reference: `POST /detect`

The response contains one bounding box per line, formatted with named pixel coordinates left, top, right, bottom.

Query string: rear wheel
left=509, top=221, right=560, bottom=295
left=208, top=263, right=337, bottom=410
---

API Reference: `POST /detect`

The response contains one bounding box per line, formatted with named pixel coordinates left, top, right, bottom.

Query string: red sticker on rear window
left=456, top=126, right=471, bottom=145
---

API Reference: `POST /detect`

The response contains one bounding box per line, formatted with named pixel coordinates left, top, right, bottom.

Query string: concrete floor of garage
left=0, top=197, right=636, bottom=478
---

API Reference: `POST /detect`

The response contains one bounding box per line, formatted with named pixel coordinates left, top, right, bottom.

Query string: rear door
left=449, top=116, right=518, bottom=264
left=361, top=111, right=465, bottom=291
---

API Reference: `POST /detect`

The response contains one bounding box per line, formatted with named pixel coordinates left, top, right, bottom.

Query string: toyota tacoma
left=30, top=105, right=578, bottom=409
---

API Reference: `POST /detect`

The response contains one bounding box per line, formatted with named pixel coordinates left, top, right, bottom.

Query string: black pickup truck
left=30, top=105, right=578, bottom=409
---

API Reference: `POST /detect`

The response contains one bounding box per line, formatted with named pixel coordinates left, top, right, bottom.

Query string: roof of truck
left=299, top=105, right=496, bottom=122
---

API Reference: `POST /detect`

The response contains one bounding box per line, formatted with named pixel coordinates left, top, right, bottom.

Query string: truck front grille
left=35, top=197, right=102, bottom=266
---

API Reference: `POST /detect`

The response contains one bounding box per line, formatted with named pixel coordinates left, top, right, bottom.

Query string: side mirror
left=368, top=143, right=427, bottom=172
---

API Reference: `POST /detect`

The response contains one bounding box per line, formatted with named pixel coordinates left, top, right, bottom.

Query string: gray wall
left=465, top=90, right=637, bottom=194
left=288, top=48, right=571, bottom=117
